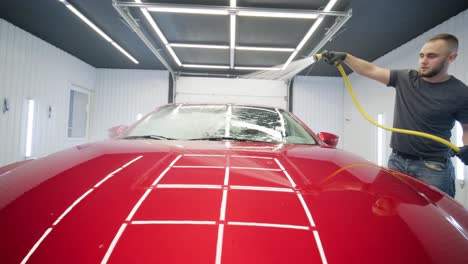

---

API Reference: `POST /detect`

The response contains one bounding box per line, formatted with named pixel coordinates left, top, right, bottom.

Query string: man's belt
left=392, top=149, right=447, bottom=163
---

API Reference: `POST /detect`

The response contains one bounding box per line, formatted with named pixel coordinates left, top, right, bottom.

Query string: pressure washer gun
left=312, top=50, right=468, bottom=164
left=313, top=51, right=346, bottom=66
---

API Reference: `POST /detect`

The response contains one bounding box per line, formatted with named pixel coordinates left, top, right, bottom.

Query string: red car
left=1, top=103, right=467, bottom=263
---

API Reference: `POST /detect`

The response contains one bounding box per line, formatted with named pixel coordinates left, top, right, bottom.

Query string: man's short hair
left=428, top=33, right=459, bottom=53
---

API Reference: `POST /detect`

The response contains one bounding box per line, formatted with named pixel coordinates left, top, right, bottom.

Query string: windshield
left=125, top=105, right=317, bottom=144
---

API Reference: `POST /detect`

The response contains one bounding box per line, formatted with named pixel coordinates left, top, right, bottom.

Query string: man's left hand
left=455, top=146, right=468, bottom=165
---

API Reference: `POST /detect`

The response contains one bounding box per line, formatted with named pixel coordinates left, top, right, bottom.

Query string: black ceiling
left=1, top=0, right=468, bottom=77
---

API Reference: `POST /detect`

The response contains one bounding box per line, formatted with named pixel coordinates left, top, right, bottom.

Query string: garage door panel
left=176, top=77, right=288, bottom=109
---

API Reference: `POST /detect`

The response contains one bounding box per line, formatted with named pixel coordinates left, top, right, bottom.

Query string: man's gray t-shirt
left=387, top=69, right=468, bottom=158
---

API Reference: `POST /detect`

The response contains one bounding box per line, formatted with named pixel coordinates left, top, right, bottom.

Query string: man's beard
left=419, top=62, right=445, bottom=78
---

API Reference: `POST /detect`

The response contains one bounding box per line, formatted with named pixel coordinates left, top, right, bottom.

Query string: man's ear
left=448, top=52, right=458, bottom=63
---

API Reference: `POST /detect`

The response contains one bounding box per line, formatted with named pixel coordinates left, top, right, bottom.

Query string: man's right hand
left=455, top=146, right=468, bottom=165
left=321, top=50, right=347, bottom=65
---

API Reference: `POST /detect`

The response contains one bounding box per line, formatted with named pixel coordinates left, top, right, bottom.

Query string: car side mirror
left=318, top=132, right=339, bottom=147
left=108, top=125, right=128, bottom=138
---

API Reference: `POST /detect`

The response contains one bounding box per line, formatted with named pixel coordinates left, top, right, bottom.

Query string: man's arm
left=342, top=54, right=391, bottom=86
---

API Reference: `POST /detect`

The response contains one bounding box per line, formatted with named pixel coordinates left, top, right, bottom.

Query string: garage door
left=175, top=77, right=288, bottom=109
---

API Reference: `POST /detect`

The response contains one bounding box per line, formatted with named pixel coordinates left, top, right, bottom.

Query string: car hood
left=1, top=139, right=467, bottom=263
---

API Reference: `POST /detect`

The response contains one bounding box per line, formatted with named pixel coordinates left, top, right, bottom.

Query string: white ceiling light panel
left=60, top=1, right=139, bottom=64
left=146, top=7, right=229, bottom=15
left=170, top=43, right=229, bottom=49
left=183, top=64, right=230, bottom=69
left=123, top=0, right=344, bottom=71
left=237, top=11, right=318, bottom=19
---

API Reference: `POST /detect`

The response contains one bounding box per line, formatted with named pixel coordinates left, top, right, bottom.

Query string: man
left=322, top=33, right=468, bottom=197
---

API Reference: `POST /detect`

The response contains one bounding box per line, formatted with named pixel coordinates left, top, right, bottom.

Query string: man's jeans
left=388, top=153, right=455, bottom=197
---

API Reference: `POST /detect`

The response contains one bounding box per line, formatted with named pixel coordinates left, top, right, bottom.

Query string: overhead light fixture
left=230, top=14, right=236, bottom=69
left=235, top=67, right=281, bottom=71
left=111, top=42, right=139, bottom=64
left=236, top=46, right=294, bottom=52
left=135, top=1, right=182, bottom=65
left=165, top=46, right=182, bottom=66
left=183, top=64, right=230, bottom=69
left=140, top=7, right=168, bottom=45
left=135, top=0, right=184, bottom=66
left=65, top=4, right=112, bottom=42
left=59, top=1, right=138, bottom=64
left=282, top=50, right=298, bottom=70
left=237, top=11, right=318, bottom=19
left=170, top=43, right=229, bottom=49
left=324, top=0, right=339, bottom=11
left=230, top=0, right=236, bottom=8
left=295, top=16, right=325, bottom=51
left=282, top=0, right=338, bottom=69
left=147, top=7, right=229, bottom=16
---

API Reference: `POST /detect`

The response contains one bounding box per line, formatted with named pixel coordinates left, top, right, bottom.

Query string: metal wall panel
left=90, top=69, right=169, bottom=141
left=292, top=76, right=344, bottom=147
left=0, top=19, right=96, bottom=167
left=342, top=9, right=468, bottom=205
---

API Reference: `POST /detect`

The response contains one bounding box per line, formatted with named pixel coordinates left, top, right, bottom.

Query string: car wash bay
left=1, top=1, right=468, bottom=206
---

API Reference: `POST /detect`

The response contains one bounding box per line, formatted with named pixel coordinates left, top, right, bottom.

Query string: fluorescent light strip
left=25, top=99, right=35, bottom=158
left=230, top=0, right=236, bottom=8
left=238, top=10, right=318, bottom=19
left=324, top=0, right=339, bottom=11
left=183, top=64, right=230, bottom=69
left=147, top=7, right=229, bottom=15
left=236, top=46, right=294, bottom=52
left=65, top=4, right=112, bottom=42
left=235, top=66, right=281, bottom=71
left=170, top=43, right=229, bottom=49
left=111, top=42, right=139, bottom=64
left=230, top=14, right=236, bottom=69
left=141, top=8, right=168, bottom=44
left=296, top=16, right=325, bottom=51
left=137, top=1, right=187, bottom=67
left=281, top=0, right=338, bottom=70
left=63, top=3, right=138, bottom=64
left=165, top=45, right=182, bottom=66
left=282, top=50, right=298, bottom=70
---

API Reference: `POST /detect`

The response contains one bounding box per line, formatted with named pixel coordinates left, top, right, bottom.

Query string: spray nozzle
left=313, top=53, right=323, bottom=61
left=313, top=51, right=347, bottom=66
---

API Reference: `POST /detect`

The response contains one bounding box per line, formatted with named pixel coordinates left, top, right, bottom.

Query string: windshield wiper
left=123, top=135, right=176, bottom=140
left=188, top=136, right=271, bottom=143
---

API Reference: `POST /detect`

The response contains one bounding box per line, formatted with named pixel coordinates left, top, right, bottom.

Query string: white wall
left=342, top=9, right=468, bottom=204
left=0, top=18, right=96, bottom=167
left=176, top=77, right=288, bottom=109
left=90, top=69, right=169, bottom=141
left=292, top=76, right=344, bottom=147
left=0, top=19, right=170, bottom=167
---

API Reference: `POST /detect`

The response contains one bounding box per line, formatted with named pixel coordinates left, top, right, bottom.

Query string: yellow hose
left=314, top=53, right=459, bottom=153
